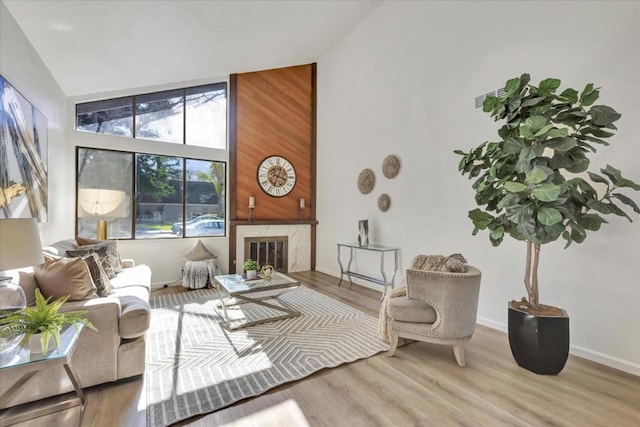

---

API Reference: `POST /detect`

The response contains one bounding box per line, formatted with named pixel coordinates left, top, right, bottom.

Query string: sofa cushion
left=112, top=285, right=150, bottom=339
left=388, top=296, right=437, bottom=324
left=34, top=256, right=99, bottom=301
left=110, top=264, right=152, bottom=292
left=42, top=239, right=78, bottom=258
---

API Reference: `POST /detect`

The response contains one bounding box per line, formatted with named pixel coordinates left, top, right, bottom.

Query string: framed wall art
left=0, top=75, right=48, bottom=222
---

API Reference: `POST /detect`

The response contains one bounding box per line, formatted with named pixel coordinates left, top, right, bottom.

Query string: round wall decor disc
left=357, top=169, right=375, bottom=194
left=382, top=155, right=400, bottom=179
left=377, top=193, right=391, bottom=212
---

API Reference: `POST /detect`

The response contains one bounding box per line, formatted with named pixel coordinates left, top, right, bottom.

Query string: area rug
left=145, top=286, right=389, bottom=427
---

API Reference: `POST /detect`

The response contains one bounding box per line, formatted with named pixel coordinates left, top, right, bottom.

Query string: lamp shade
left=78, top=188, right=126, bottom=218
left=0, top=218, right=44, bottom=271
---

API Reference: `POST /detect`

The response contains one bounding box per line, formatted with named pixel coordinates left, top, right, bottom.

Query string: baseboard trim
left=476, top=317, right=639, bottom=376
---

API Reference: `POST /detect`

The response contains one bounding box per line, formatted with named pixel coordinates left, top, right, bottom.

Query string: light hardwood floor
left=78, top=271, right=640, bottom=427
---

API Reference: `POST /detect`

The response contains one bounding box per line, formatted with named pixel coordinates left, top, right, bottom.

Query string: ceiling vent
left=475, top=87, right=505, bottom=110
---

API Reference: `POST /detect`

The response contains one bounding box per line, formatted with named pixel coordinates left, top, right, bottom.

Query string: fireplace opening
left=244, top=236, right=288, bottom=272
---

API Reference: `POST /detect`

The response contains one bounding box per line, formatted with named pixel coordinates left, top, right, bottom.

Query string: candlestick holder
left=248, top=206, right=255, bottom=221
left=299, top=207, right=305, bottom=221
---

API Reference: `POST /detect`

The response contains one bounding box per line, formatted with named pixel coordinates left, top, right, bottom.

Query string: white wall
left=0, top=2, right=67, bottom=244
left=316, top=1, right=640, bottom=374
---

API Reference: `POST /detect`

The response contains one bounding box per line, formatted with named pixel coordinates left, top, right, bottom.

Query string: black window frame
left=75, top=82, right=228, bottom=148
left=75, top=146, right=227, bottom=240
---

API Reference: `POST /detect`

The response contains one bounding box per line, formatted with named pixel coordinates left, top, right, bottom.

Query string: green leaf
left=538, top=78, right=561, bottom=96
left=602, top=165, right=640, bottom=190
left=544, top=137, right=578, bottom=152
left=505, top=77, right=521, bottom=95
left=483, top=96, right=502, bottom=112
left=525, top=167, right=550, bottom=185
left=581, top=127, right=615, bottom=138
left=490, top=226, right=505, bottom=241
left=520, top=96, right=545, bottom=108
left=524, top=116, right=547, bottom=133
left=558, top=88, right=578, bottom=104
left=612, top=193, right=640, bottom=214
left=546, top=128, right=569, bottom=138
left=497, top=193, right=521, bottom=210
left=532, top=184, right=562, bottom=202
left=580, top=83, right=600, bottom=106
left=534, top=124, right=554, bottom=137
left=519, top=125, right=535, bottom=140
left=562, top=230, right=573, bottom=248
left=537, top=207, right=563, bottom=225
left=589, top=105, right=621, bottom=126
left=578, top=213, right=608, bottom=231
left=503, top=138, right=526, bottom=154
left=468, top=209, right=494, bottom=229
left=570, top=221, right=587, bottom=243
left=504, top=182, right=528, bottom=192
left=515, top=145, right=544, bottom=173
left=507, top=204, right=534, bottom=224
left=587, top=172, right=609, bottom=185
left=601, top=164, right=622, bottom=183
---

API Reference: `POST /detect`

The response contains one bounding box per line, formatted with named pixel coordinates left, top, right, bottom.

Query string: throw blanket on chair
left=378, top=254, right=467, bottom=342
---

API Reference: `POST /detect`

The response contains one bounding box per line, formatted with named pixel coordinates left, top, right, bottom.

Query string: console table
left=0, top=325, right=85, bottom=426
left=336, top=243, right=399, bottom=300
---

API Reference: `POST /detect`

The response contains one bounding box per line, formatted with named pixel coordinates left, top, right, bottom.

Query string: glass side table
left=336, top=243, right=399, bottom=300
left=0, top=324, right=86, bottom=426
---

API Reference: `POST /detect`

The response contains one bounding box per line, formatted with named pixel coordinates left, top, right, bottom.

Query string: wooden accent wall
left=233, top=64, right=315, bottom=220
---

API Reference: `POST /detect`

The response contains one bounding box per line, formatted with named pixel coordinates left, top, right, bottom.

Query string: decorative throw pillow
left=67, top=248, right=117, bottom=279
left=76, top=237, right=123, bottom=274
left=82, top=252, right=114, bottom=297
left=34, top=256, right=98, bottom=301
left=183, top=240, right=217, bottom=261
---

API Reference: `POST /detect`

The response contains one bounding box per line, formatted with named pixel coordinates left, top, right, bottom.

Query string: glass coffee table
left=213, top=272, right=301, bottom=330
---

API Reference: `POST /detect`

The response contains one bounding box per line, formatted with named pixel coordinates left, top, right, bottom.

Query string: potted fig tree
left=455, top=74, right=639, bottom=374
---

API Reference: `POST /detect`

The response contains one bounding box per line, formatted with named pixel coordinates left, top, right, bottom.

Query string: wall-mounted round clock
left=257, top=155, right=297, bottom=197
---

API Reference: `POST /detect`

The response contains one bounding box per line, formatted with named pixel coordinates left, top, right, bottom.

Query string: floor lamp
left=77, top=188, right=126, bottom=240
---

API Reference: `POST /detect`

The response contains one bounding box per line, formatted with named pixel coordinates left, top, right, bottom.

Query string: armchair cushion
left=388, top=296, right=437, bottom=324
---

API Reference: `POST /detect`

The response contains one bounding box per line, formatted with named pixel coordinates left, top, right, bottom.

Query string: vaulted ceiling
left=3, top=0, right=380, bottom=96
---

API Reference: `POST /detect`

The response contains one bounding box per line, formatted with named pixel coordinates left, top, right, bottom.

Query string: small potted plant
left=243, top=259, right=260, bottom=280
left=0, top=289, right=97, bottom=354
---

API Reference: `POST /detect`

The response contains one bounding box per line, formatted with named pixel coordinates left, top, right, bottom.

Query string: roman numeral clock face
left=257, top=155, right=297, bottom=197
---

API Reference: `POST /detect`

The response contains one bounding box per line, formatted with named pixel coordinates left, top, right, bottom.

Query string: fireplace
left=244, top=236, right=288, bottom=272
left=234, top=223, right=312, bottom=274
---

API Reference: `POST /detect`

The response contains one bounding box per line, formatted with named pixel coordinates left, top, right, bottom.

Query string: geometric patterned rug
left=145, top=286, right=389, bottom=427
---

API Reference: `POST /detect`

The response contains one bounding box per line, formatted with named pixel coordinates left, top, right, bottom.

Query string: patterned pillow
left=67, top=248, right=117, bottom=279
left=81, top=253, right=114, bottom=297
left=76, top=237, right=123, bottom=274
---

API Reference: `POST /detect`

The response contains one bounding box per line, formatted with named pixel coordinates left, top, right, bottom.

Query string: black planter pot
left=508, top=301, right=570, bottom=375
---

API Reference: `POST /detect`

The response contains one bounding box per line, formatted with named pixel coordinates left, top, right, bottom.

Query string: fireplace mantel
left=231, top=220, right=318, bottom=226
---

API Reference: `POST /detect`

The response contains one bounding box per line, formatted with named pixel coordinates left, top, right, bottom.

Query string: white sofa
left=0, top=239, right=152, bottom=410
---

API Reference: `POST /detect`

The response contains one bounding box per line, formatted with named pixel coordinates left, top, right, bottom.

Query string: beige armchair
left=387, top=265, right=481, bottom=366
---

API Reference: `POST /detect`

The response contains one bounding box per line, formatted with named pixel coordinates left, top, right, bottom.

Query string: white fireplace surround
left=235, top=224, right=311, bottom=274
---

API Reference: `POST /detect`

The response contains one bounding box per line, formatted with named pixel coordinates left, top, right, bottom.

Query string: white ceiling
left=4, top=0, right=380, bottom=97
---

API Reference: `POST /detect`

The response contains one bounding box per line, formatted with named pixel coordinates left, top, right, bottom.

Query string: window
left=75, top=82, right=227, bottom=149
left=76, top=147, right=226, bottom=240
